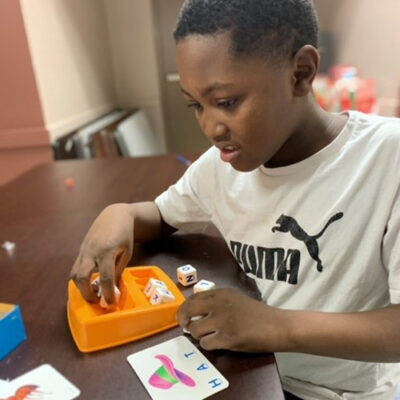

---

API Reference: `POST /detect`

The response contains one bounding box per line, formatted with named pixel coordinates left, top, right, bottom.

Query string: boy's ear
left=291, top=45, right=320, bottom=97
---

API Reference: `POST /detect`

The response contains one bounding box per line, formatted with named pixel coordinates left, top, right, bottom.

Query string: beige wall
left=20, top=0, right=117, bottom=141
left=314, top=0, right=400, bottom=116
left=0, top=0, right=52, bottom=186
left=103, top=0, right=166, bottom=151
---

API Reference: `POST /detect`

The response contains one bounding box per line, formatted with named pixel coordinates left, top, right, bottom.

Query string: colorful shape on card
left=2, top=384, right=42, bottom=400
left=149, top=354, right=196, bottom=389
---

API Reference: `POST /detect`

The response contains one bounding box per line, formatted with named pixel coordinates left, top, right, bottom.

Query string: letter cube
left=144, top=278, right=167, bottom=298
left=150, top=287, right=176, bottom=305
left=193, top=279, right=216, bottom=293
left=177, top=264, right=197, bottom=286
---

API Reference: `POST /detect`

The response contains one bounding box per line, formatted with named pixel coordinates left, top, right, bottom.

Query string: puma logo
left=272, top=212, right=344, bottom=272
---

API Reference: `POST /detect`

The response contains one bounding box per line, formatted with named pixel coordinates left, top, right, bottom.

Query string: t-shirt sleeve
left=154, top=148, right=217, bottom=233
left=383, top=183, right=400, bottom=304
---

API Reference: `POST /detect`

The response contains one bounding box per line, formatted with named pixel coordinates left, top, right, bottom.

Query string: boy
left=70, top=1, right=400, bottom=398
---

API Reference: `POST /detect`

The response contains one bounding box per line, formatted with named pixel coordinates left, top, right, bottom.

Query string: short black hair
left=174, top=0, right=319, bottom=64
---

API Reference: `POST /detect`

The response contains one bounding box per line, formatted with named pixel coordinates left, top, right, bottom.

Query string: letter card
left=127, top=336, right=229, bottom=400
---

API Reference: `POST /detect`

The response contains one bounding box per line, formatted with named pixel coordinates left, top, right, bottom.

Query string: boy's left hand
left=177, top=288, right=288, bottom=352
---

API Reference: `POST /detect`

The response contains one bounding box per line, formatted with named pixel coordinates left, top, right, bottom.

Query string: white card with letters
left=0, top=364, right=80, bottom=399
left=127, top=336, right=229, bottom=400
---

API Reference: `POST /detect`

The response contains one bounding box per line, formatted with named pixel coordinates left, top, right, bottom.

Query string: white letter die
left=177, top=264, right=197, bottom=286
left=150, top=287, right=176, bottom=305
left=193, top=279, right=216, bottom=293
left=144, top=278, right=167, bottom=297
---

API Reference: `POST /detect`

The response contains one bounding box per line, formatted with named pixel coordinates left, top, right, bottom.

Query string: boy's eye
left=217, top=98, right=238, bottom=109
left=187, top=102, right=203, bottom=112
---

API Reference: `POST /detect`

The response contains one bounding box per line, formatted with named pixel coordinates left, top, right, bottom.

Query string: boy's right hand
left=70, top=203, right=134, bottom=305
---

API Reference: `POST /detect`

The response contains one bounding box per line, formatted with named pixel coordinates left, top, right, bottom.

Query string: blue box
left=0, top=303, right=27, bottom=360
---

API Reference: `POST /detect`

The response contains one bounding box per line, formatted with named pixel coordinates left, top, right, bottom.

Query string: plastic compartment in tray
left=67, top=266, right=185, bottom=352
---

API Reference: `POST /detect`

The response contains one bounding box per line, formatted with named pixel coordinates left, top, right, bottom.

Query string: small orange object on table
left=64, top=177, right=75, bottom=188
left=67, top=266, right=185, bottom=352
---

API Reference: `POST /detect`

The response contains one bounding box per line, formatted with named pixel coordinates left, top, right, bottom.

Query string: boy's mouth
left=220, top=145, right=241, bottom=163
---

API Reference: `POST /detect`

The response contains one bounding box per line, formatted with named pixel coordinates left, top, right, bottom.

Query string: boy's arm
left=280, top=303, right=400, bottom=362
left=130, top=201, right=177, bottom=242
left=70, top=202, right=176, bottom=303
left=179, top=288, right=400, bottom=362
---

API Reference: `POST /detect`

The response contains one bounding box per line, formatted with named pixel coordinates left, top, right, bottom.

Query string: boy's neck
left=265, top=99, right=348, bottom=168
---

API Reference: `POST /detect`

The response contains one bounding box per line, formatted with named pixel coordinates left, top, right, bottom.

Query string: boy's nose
left=215, top=123, right=228, bottom=139
left=212, top=123, right=230, bottom=144
left=203, top=118, right=229, bottom=143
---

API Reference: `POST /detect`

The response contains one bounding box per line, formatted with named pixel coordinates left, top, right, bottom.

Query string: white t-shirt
left=155, top=111, right=400, bottom=399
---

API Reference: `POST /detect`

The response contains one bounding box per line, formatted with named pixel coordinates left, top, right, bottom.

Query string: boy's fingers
left=97, top=251, right=117, bottom=305
left=177, top=295, right=211, bottom=327
left=199, top=331, right=221, bottom=351
left=114, top=247, right=131, bottom=286
left=71, top=257, right=97, bottom=302
left=187, top=315, right=214, bottom=340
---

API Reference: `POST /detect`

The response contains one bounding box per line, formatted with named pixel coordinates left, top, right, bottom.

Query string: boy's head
left=174, top=0, right=324, bottom=172
left=174, top=0, right=319, bottom=65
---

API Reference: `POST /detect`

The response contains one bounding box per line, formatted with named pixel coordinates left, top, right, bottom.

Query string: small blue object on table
left=0, top=303, right=27, bottom=360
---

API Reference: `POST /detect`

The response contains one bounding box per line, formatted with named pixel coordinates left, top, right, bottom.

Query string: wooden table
left=0, top=156, right=284, bottom=399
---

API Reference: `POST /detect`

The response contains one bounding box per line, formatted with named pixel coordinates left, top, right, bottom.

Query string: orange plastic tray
left=67, top=266, right=185, bottom=352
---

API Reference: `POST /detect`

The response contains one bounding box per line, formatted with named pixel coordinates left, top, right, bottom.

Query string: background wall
left=103, top=0, right=166, bottom=151
left=20, top=0, right=117, bottom=141
left=0, top=0, right=52, bottom=186
left=314, top=0, right=400, bottom=116
left=20, top=0, right=166, bottom=148
left=1, top=0, right=167, bottom=185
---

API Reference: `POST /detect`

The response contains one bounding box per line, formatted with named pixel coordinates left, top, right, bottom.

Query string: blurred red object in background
left=313, top=64, right=378, bottom=114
